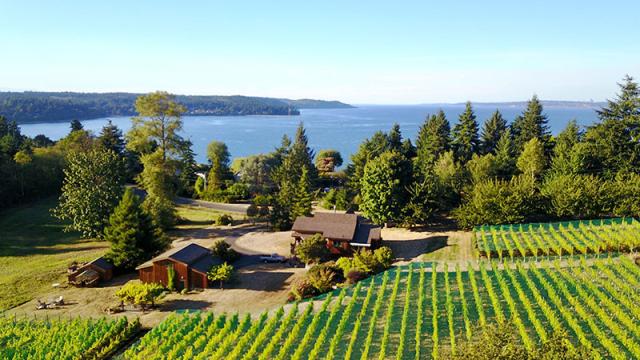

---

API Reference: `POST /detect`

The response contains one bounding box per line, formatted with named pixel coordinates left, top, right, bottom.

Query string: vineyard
left=474, top=217, right=640, bottom=259
left=124, top=256, right=640, bottom=359
left=0, top=315, right=139, bottom=359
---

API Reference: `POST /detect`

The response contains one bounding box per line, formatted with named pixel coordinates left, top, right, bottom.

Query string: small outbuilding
left=136, top=243, right=221, bottom=290
left=68, top=257, right=114, bottom=287
left=292, top=213, right=382, bottom=255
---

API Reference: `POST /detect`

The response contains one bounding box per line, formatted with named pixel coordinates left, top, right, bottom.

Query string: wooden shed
left=292, top=213, right=382, bottom=255
left=68, top=257, right=114, bottom=287
left=136, top=243, right=221, bottom=290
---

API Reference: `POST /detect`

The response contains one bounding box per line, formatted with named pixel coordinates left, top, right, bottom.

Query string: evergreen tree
left=104, top=188, right=169, bottom=270
left=176, top=139, right=197, bottom=196
left=70, top=119, right=83, bottom=132
left=452, top=102, right=480, bottom=162
left=292, top=167, right=312, bottom=218
left=585, top=75, right=640, bottom=175
left=388, top=123, right=403, bottom=152
left=415, top=110, right=451, bottom=171
left=347, top=130, right=390, bottom=189
left=549, top=120, right=584, bottom=176
left=359, top=151, right=412, bottom=225
left=98, top=120, right=125, bottom=154
left=511, top=95, right=550, bottom=151
left=288, top=122, right=317, bottom=182
left=494, top=128, right=516, bottom=178
left=480, top=110, right=507, bottom=154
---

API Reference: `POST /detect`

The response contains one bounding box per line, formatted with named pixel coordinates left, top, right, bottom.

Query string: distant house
left=68, top=257, right=114, bottom=287
left=136, top=243, right=221, bottom=290
left=291, top=213, right=382, bottom=254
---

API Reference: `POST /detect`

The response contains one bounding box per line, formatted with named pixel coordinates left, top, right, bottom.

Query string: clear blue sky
left=1, top=0, right=638, bottom=104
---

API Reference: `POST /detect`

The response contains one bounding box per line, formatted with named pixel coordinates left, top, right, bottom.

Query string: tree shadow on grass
left=385, top=236, right=449, bottom=261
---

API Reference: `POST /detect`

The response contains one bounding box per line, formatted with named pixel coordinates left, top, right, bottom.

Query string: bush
left=215, top=214, right=234, bottom=226
left=115, top=282, right=165, bottom=310
left=246, top=203, right=259, bottom=219
left=288, top=279, right=318, bottom=301
left=307, top=267, right=336, bottom=293
left=346, top=269, right=368, bottom=284
left=211, top=239, right=239, bottom=262
left=295, top=233, right=330, bottom=265
left=253, top=194, right=271, bottom=206
left=258, top=205, right=270, bottom=217
left=335, top=246, right=394, bottom=278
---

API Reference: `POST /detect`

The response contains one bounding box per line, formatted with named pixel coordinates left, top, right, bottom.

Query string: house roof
left=292, top=213, right=359, bottom=241
left=192, top=255, right=223, bottom=275
left=135, top=243, right=212, bottom=270
left=89, top=257, right=114, bottom=271
left=351, top=222, right=382, bottom=247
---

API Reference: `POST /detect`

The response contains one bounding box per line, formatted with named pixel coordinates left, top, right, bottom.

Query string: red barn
left=291, top=213, right=382, bottom=255
left=136, top=243, right=221, bottom=290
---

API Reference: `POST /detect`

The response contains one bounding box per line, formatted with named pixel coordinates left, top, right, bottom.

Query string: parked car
left=259, top=254, right=286, bottom=263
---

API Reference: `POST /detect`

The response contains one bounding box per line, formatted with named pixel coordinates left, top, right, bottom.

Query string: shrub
left=258, top=205, right=270, bottom=217
left=346, top=269, right=368, bottom=284
left=211, top=239, right=239, bottom=262
left=335, top=247, right=394, bottom=278
left=115, top=282, right=165, bottom=310
left=295, top=233, right=330, bottom=265
left=307, top=267, right=336, bottom=293
left=215, top=214, right=234, bottom=226
left=246, top=203, right=259, bottom=219
left=289, top=279, right=318, bottom=301
left=253, top=194, right=271, bottom=206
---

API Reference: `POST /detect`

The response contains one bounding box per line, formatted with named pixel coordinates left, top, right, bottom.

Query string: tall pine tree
left=511, top=95, right=550, bottom=151
left=104, top=188, right=169, bottom=270
left=98, top=120, right=125, bottom=155
left=480, top=110, right=507, bottom=154
left=415, top=110, right=450, bottom=171
left=452, top=101, right=480, bottom=162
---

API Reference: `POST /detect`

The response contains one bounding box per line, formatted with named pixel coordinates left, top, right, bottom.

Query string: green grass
left=174, top=205, right=244, bottom=230
left=0, top=197, right=108, bottom=310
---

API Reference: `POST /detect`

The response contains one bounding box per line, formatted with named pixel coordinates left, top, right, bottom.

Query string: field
left=474, top=217, right=640, bottom=259
left=0, top=315, right=139, bottom=359
left=123, top=255, right=640, bottom=359
left=0, top=198, right=108, bottom=310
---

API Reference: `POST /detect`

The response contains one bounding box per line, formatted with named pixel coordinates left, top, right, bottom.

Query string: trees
left=295, top=233, right=329, bottom=265
left=104, top=188, right=168, bottom=269
left=452, top=102, right=480, bottom=162
left=517, top=138, right=546, bottom=180
left=480, top=110, right=507, bottom=154
left=548, top=120, right=584, bottom=176
left=126, top=91, right=188, bottom=229
left=206, top=141, right=233, bottom=192
left=541, top=174, right=607, bottom=218
left=207, top=262, right=234, bottom=289
left=270, top=123, right=315, bottom=230
left=359, top=151, right=411, bottom=225
left=53, top=148, right=125, bottom=238
left=98, top=120, right=125, bottom=155
left=584, top=75, right=640, bottom=175
left=415, top=110, right=451, bottom=170
left=70, top=119, right=83, bottom=132
left=315, top=149, right=343, bottom=173
left=511, top=95, right=550, bottom=151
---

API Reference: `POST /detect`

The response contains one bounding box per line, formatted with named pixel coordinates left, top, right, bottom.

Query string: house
left=291, top=213, right=382, bottom=254
left=68, top=257, right=114, bottom=287
left=136, top=243, right=221, bottom=290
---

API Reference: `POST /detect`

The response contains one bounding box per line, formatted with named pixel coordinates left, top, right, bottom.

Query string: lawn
left=174, top=204, right=246, bottom=230
left=0, top=197, right=108, bottom=310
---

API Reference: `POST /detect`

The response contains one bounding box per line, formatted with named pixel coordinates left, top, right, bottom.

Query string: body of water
left=19, top=105, right=600, bottom=163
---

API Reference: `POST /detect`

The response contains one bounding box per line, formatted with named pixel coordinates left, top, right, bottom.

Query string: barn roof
left=292, top=213, right=381, bottom=245
left=89, top=257, right=114, bottom=271
left=135, top=243, right=213, bottom=270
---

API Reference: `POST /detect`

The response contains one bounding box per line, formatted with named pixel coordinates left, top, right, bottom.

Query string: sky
left=1, top=1, right=639, bottom=104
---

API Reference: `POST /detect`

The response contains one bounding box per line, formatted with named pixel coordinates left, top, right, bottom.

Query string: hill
left=0, top=92, right=352, bottom=124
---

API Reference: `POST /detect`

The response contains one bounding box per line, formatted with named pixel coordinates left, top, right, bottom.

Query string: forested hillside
left=0, top=92, right=351, bottom=123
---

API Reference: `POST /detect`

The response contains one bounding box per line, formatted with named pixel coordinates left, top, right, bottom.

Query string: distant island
left=448, top=100, right=606, bottom=109
left=0, top=92, right=354, bottom=124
